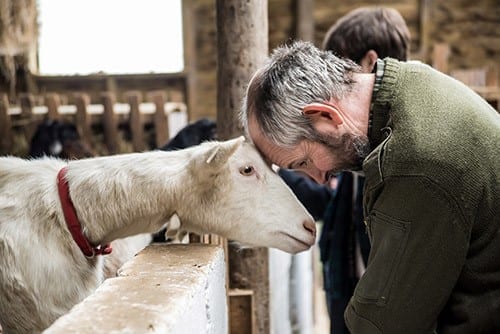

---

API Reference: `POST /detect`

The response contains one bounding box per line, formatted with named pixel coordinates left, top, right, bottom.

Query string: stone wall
left=187, top=0, right=499, bottom=120
left=45, top=244, right=227, bottom=333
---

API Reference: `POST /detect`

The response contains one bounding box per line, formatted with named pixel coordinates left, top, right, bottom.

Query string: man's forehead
left=247, top=114, right=302, bottom=168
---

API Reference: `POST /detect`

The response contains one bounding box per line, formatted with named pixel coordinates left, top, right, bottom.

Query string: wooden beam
left=432, top=43, right=450, bottom=73
left=182, top=0, right=197, bottom=122
left=74, top=93, right=93, bottom=146
left=101, top=92, right=119, bottom=154
left=418, top=0, right=432, bottom=61
left=19, top=93, right=36, bottom=144
left=0, top=94, right=13, bottom=153
left=229, top=289, right=255, bottom=334
left=45, top=93, right=61, bottom=120
left=294, top=0, right=314, bottom=41
left=216, top=1, right=270, bottom=332
left=126, top=91, right=145, bottom=152
left=150, top=91, right=169, bottom=148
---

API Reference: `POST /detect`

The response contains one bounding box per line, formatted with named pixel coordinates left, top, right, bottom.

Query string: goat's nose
left=303, top=219, right=316, bottom=238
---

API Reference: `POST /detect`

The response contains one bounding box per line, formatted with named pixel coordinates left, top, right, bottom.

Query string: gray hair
left=240, top=41, right=360, bottom=147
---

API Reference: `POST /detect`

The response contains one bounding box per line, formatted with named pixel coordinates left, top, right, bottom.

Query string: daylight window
left=37, top=0, right=184, bottom=75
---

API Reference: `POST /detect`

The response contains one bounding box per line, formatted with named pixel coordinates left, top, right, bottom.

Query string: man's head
left=240, top=41, right=371, bottom=183
left=323, top=7, right=410, bottom=72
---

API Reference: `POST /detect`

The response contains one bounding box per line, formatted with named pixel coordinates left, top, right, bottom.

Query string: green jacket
left=345, top=58, right=500, bottom=333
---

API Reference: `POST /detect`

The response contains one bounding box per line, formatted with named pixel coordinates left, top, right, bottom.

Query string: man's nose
left=306, top=168, right=328, bottom=185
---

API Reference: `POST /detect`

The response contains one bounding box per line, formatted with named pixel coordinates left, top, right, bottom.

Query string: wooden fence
left=0, top=91, right=188, bottom=157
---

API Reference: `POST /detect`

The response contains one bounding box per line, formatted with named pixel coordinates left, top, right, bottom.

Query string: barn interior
left=0, top=0, right=499, bottom=333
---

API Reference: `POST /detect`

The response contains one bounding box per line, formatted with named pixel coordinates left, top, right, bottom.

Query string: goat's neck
left=66, top=150, right=192, bottom=244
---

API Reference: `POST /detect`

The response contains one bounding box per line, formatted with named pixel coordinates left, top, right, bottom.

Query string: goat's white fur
left=0, top=137, right=315, bottom=333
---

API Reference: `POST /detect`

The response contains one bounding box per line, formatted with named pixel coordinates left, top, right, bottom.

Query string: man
left=240, top=41, right=500, bottom=333
left=320, top=7, right=410, bottom=334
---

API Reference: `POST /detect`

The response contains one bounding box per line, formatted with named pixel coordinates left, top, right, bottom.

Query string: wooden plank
left=150, top=91, right=169, bottom=148
left=19, top=93, right=36, bottom=144
left=45, top=93, right=61, bottom=120
left=417, top=0, right=432, bottom=60
left=432, top=43, right=450, bottom=73
left=229, top=289, right=255, bottom=334
left=74, top=93, right=93, bottom=145
left=101, top=92, right=119, bottom=154
left=216, top=1, right=270, bottom=333
left=216, top=0, right=268, bottom=139
left=295, top=0, right=314, bottom=41
left=182, top=0, right=197, bottom=121
left=0, top=94, right=13, bottom=153
left=126, top=91, right=145, bottom=152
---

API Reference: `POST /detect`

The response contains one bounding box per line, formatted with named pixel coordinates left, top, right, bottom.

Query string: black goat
left=159, top=118, right=217, bottom=151
left=29, top=119, right=94, bottom=159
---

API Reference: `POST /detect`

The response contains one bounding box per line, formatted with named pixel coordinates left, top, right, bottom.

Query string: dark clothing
left=279, top=169, right=371, bottom=334
left=279, top=169, right=333, bottom=221
left=321, top=172, right=370, bottom=334
left=345, top=58, right=500, bottom=333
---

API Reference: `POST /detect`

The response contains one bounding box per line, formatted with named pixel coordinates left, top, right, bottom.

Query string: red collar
left=57, top=166, right=112, bottom=257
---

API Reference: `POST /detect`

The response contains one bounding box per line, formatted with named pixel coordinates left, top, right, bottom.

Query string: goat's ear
left=205, top=136, right=244, bottom=169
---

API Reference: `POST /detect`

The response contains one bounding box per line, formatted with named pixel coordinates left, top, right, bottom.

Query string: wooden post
left=19, top=93, right=36, bottom=144
left=418, top=0, right=432, bottom=61
left=294, top=0, right=314, bottom=41
left=216, top=1, right=269, bottom=333
left=432, top=43, right=450, bottom=73
left=126, top=91, right=145, bottom=152
left=150, top=91, right=169, bottom=148
left=0, top=94, right=13, bottom=153
left=229, top=289, right=256, bottom=334
left=74, top=93, right=93, bottom=146
left=45, top=93, right=61, bottom=120
left=182, top=0, right=197, bottom=121
left=101, top=92, right=119, bottom=154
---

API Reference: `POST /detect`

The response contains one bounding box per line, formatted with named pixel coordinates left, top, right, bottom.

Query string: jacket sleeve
left=345, top=176, right=469, bottom=334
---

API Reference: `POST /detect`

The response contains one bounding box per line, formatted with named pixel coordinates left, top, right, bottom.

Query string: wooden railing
left=0, top=91, right=188, bottom=157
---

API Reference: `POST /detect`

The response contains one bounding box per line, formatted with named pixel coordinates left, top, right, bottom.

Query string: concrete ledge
left=45, top=244, right=227, bottom=334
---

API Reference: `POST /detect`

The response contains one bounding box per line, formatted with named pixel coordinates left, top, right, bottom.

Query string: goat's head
left=180, top=136, right=316, bottom=254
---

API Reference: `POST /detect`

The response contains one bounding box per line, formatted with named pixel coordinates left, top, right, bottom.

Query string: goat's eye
left=239, top=165, right=255, bottom=176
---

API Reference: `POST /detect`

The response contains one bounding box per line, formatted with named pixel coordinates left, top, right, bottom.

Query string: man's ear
left=303, top=102, right=343, bottom=126
left=360, top=50, right=378, bottom=73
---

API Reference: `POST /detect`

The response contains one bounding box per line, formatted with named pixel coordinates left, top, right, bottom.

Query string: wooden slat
left=295, top=0, right=314, bottom=41
left=74, top=93, right=93, bottom=145
left=432, top=43, right=450, bottom=73
left=0, top=94, right=13, bottom=153
left=150, top=91, right=169, bottom=148
left=229, top=289, right=255, bottom=334
left=45, top=93, right=61, bottom=120
left=216, top=0, right=270, bottom=333
left=126, top=91, right=145, bottom=152
left=19, top=93, right=36, bottom=144
left=417, top=0, right=432, bottom=59
left=101, top=92, right=119, bottom=154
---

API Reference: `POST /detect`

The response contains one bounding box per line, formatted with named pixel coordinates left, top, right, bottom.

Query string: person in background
left=279, top=7, right=411, bottom=333
left=241, top=37, right=499, bottom=333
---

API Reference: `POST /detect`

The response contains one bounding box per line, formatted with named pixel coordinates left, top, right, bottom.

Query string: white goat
left=0, top=137, right=316, bottom=333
